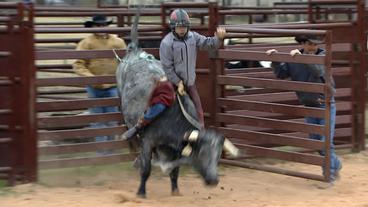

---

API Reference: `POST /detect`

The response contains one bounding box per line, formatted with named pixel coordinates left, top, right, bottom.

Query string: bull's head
left=184, top=129, right=225, bottom=186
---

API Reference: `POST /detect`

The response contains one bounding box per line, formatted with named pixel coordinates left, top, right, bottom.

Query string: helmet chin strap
left=173, top=29, right=189, bottom=40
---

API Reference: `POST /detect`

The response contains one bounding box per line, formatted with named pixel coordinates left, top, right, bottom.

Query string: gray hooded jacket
left=160, top=31, right=221, bottom=86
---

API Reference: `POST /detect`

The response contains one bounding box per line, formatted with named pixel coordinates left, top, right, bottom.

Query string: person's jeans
left=86, top=86, right=119, bottom=144
left=144, top=103, right=167, bottom=121
left=305, top=101, right=342, bottom=181
left=187, top=84, right=204, bottom=128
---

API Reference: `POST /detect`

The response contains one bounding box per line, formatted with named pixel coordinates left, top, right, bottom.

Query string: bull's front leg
left=170, top=166, right=181, bottom=196
left=137, top=144, right=152, bottom=198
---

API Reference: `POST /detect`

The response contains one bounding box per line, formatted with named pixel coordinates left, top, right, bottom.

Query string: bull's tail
left=112, top=3, right=142, bottom=62
left=128, top=3, right=143, bottom=53
left=130, top=9, right=139, bottom=50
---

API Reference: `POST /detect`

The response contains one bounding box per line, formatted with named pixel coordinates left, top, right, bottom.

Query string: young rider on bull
left=160, top=9, right=226, bottom=127
left=123, top=8, right=225, bottom=139
left=122, top=9, right=239, bottom=158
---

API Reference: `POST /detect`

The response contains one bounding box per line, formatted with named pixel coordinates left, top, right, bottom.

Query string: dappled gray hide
left=116, top=49, right=165, bottom=128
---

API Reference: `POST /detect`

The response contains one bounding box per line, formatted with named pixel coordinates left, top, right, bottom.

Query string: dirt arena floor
left=1, top=150, right=368, bottom=207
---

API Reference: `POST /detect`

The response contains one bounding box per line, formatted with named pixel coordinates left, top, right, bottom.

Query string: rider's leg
left=122, top=103, right=167, bottom=140
left=187, top=84, right=204, bottom=128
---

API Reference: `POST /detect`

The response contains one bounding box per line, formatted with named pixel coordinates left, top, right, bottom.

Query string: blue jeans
left=86, top=86, right=119, bottom=143
left=305, top=101, right=342, bottom=180
left=144, top=103, right=167, bottom=121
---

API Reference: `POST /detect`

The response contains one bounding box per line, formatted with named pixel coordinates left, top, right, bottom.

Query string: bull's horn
left=187, top=130, right=199, bottom=142
left=181, top=144, right=192, bottom=156
left=223, top=138, right=240, bottom=158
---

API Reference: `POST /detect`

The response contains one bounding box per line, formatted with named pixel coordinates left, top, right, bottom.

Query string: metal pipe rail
left=161, top=2, right=210, bottom=8
left=0, top=51, right=10, bottom=57
left=35, top=6, right=160, bottom=12
left=35, top=26, right=162, bottom=33
left=219, top=8, right=355, bottom=15
left=0, top=16, right=11, bottom=23
left=223, top=27, right=327, bottom=35
left=219, top=49, right=325, bottom=64
left=36, top=48, right=159, bottom=60
left=35, top=21, right=162, bottom=26
left=219, top=9, right=309, bottom=15
left=223, top=22, right=353, bottom=29
left=35, top=36, right=162, bottom=44
left=35, top=10, right=161, bottom=17
left=310, top=0, right=358, bottom=5
left=221, top=159, right=325, bottom=181
left=222, top=6, right=307, bottom=10
left=0, top=2, right=19, bottom=8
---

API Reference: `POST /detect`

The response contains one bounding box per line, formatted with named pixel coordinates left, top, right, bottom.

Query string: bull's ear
left=184, top=130, right=199, bottom=142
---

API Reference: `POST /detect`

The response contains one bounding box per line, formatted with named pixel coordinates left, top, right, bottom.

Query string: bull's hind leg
left=137, top=145, right=152, bottom=198
left=170, top=167, right=182, bottom=196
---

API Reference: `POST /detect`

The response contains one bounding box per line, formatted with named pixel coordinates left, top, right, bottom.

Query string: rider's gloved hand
left=177, top=80, right=186, bottom=96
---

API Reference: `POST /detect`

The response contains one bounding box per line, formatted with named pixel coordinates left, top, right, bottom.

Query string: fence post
left=19, top=2, right=37, bottom=183
left=355, top=0, right=366, bottom=151
left=208, top=2, right=218, bottom=37
left=324, top=30, right=333, bottom=182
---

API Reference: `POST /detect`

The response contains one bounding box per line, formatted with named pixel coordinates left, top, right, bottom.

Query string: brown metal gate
left=1, top=1, right=365, bottom=185
left=210, top=0, right=366, bottom=182
left=0, top=2, right=37, bottom=185
left=212, top=28, right=333, bottom=181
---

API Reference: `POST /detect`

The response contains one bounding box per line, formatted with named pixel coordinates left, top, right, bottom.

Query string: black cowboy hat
left=295, top=34, right=324, bottom=44
left=84, top=14, right=113, bottom=28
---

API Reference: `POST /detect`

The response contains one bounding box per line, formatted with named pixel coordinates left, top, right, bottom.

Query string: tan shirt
left=73, top=34, right=126, bottom=89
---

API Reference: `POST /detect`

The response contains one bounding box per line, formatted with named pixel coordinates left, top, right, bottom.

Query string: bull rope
left=176, top=94, right=202, bottom=130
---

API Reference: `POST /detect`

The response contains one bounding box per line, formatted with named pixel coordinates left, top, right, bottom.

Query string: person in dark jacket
left=160, top=9, right=226, bottom=127
left=122, top=75, right=176, bottom=140
left=266, top=34, right=342, bottom=182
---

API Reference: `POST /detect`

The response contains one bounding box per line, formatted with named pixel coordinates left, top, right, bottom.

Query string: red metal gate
left=0, top=2, right=37, bottom=185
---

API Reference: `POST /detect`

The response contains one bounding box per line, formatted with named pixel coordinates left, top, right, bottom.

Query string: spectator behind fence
left=266, top=34, right=342, bottom=182
left=73, top=15, right=127, bottom=154
left=159, top=9, right=226, bottom=127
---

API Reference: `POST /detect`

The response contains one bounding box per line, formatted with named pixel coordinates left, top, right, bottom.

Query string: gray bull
left=135, top=94, right=225, bottom=197
left=116, top=49, right=231, bottom=198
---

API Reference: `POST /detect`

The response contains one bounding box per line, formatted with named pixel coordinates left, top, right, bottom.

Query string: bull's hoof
left=205, top=179, right=219, bottom=187
left=136, top=193, right=146, bottom=199
left=171, top=189, right=182, bottom=196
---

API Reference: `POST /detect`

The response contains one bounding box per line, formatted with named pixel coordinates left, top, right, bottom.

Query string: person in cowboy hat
left=265, top=34, right=342, bottom=182
left=73, top=14, right=127, bottom=153
left=84, top=14, right=113, bottom=28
